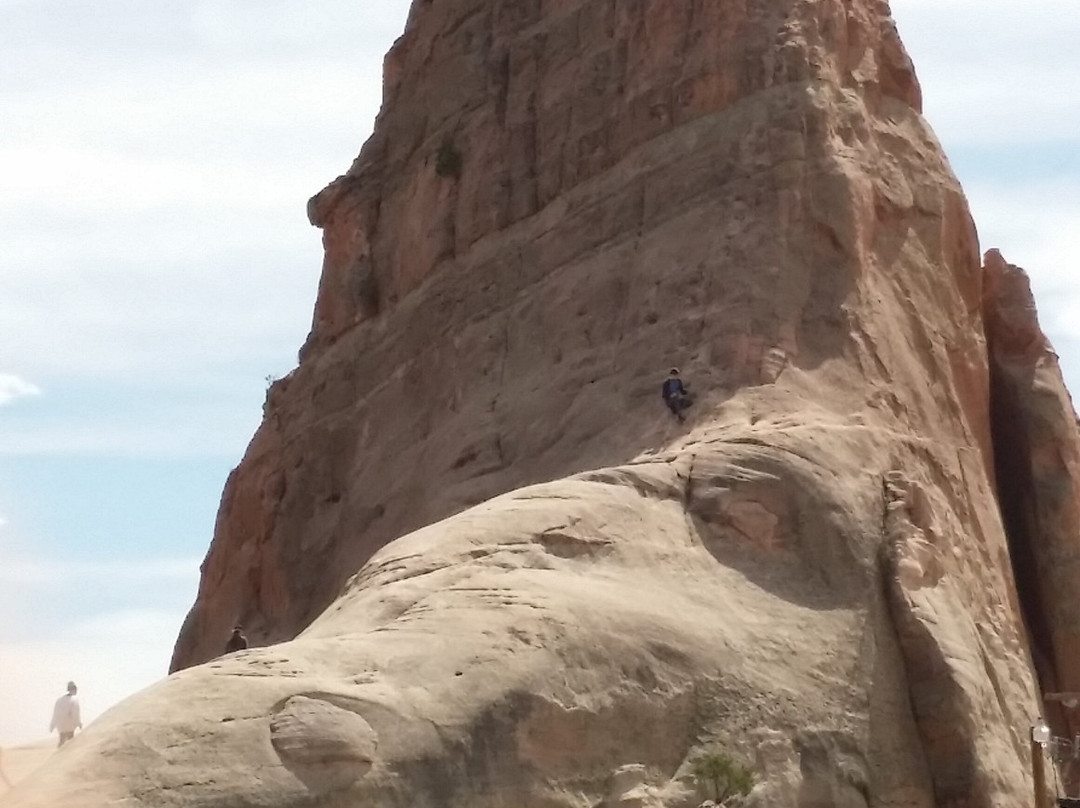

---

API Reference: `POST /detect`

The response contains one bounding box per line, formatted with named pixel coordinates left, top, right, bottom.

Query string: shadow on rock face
left=794, top=731, right=871, bottom=808
left=684, top=441, right=869, bottom=612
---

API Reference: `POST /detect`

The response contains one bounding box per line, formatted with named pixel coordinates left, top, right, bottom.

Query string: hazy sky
left=1, top=0, right=1077, bottom=745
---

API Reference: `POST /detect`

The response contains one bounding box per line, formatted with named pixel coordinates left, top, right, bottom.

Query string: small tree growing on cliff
left=691, top=751, right=754, bottom=806
left=435, top=138, right=463, bottom=178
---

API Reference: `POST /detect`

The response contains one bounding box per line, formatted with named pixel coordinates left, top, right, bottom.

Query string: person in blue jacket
left=661, top=368, right=692, bottom=421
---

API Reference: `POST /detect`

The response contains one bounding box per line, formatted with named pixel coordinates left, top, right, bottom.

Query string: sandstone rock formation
left=7, top=0, right=1080, bottom=806
left=171, top=0, right=938, bottom=668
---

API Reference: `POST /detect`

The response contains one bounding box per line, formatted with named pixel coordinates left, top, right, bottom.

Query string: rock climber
left=225, top=625, right=248, bottom=654
left=661, top=367, right=692, bottom=422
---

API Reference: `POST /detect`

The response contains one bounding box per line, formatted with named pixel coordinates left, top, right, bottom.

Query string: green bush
left=691, top=752, right=755, bottom=805
left=435, top=139, right=463, bottom=178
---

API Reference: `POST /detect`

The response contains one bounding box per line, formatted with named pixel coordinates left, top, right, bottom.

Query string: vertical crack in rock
left=880, top=470, right=1013, bottom=806
left=989, top=352, right=1056, bottom=690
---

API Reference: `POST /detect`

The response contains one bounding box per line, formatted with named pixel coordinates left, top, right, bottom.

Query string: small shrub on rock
left=435, top=139, right=463, bottom=178
left=691, top=751, right=755, bottom=806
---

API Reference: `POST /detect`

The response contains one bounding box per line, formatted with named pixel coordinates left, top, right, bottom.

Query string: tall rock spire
left=171, top=0, right=943, bottom=671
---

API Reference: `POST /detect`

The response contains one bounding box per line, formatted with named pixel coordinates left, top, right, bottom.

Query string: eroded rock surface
left=3, top=426, right=1055, bottom=807
left=171, top=0, right=948, bottom=669
left=8, top=0, right=1079, bottom=807
left=0, top=452, right=934, bottom=807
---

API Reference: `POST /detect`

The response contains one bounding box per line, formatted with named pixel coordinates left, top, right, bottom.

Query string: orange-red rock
left=171, top=0, right=935, bottom=670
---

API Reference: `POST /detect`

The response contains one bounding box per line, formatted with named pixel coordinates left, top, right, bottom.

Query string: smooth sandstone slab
left=2, top=424, right=1048, bottom=805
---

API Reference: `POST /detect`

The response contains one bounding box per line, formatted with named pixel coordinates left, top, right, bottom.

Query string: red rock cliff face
left=166, top=12, right=1080, bottom=805
left=173, top=0, right=938, bottom=669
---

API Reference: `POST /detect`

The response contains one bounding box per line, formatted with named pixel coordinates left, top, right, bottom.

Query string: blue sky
left=1, top=0, right=1078, bottom=745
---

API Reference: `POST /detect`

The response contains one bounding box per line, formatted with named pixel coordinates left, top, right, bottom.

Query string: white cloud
left=0, top=549, right=200, bottom=628
left=0, top=374, right=41, bottom=406
left=0, top=403, right=262, bottom=458
left=893, top=3, right=1080, bottom=146
left=0, top=1, right=412, bottom=408
left=0, top=242, right=318, bottom=385
left=0, top=555, right=199, bottom=588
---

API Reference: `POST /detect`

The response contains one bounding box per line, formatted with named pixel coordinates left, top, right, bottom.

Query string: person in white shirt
left=50, top=681, right=82, bottom=747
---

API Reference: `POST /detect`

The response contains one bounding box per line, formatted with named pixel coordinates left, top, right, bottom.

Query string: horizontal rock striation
left=171, top=0, right=942, bottom=669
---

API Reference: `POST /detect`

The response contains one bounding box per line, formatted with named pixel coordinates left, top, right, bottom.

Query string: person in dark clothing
left=661, top=368, right=692, bottom=421
left=225, top=626, right=248, bottom=654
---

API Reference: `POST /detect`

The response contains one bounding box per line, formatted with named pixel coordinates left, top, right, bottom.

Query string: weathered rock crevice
left=989, top=356, right=1056, bottom=693
left=982, top=249, right=1080, bottom=732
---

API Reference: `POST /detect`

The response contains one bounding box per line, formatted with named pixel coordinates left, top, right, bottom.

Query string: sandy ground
left=0, top=742, right=54, bottom=797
